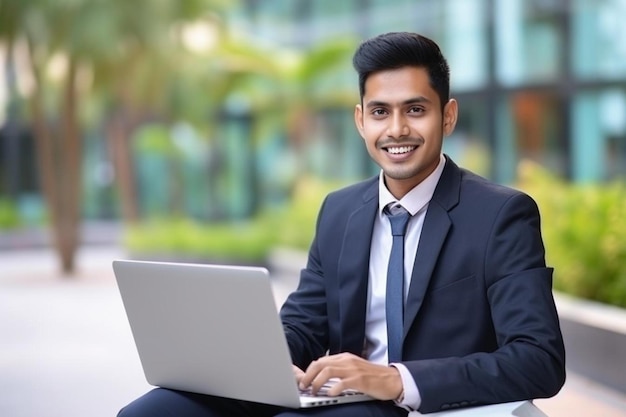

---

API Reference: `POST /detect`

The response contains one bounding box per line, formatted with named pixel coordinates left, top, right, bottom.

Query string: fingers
left=298, top=353, right=360, bottom=395
left=325, top=378, right=350, bottom=397
left=292, top=364, right=305, bottom=385
left=298, top=359, right=326, bottom=393
left=298, top=353, right=403, bottom=400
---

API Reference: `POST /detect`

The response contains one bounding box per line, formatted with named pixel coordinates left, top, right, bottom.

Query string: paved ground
left=1, top=246, right=625, bottom=417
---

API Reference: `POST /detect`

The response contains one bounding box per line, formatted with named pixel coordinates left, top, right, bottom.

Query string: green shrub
left=0, top=198, right=21, bottom=229
left=123, top=176, right=341, bottom=263
left=124, top=217, right=275, bottom=263
left=518, top=161, right=626, bottom=308
left=125, top=166, right=626, bottom=308
left=270, top=176, right=342, bottom=250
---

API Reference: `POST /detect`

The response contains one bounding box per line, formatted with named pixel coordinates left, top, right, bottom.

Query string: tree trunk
left=27, top=38, right=82, bottom=275
left=56, top=56, right=82, bottom=274
left=106, top=106, right=140, bottom=223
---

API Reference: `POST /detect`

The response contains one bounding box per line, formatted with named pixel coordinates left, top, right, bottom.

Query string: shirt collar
left=378, top=154, right=446, bottom=217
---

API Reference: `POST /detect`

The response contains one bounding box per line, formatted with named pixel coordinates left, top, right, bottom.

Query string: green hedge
left=124, top=177, right=339, bottom=263
left=126, top=166, right=626, bottom=308
left=519, top=161, right=626, bottom=308
left=0, top=198, right=21, bottom=229
left=125, top=217, right=275, bottom=263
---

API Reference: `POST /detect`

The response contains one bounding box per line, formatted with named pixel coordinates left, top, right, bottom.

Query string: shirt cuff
left=390, top=363, right=421, bottom=410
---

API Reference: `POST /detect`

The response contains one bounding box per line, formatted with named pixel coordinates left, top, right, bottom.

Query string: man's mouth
left=385, top=145, right=417, bottom=155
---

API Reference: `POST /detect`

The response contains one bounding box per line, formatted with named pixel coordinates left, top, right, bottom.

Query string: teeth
left=387, top=146, right=415, bottom=154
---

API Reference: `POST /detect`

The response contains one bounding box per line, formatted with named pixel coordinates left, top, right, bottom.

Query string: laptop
left=112, top=259, right=374, bottom=408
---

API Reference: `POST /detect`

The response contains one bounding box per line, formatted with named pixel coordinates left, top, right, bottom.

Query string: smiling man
left=354, top=65, right=457, bottom=198
left=118, top=32, right=565, bottom=417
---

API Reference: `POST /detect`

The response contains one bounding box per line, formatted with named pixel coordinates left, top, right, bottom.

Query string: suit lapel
left=337, top=181, right=378, bottom=355
left=403, top=156, right=461, bottom=337
left=403, top=204, right=451, bottom=335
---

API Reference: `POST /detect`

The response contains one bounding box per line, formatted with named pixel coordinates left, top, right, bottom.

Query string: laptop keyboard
left=299, top=380, right=363, bottom=397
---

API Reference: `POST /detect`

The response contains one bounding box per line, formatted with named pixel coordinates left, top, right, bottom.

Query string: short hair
left=352, top=32, right=450, bottom=110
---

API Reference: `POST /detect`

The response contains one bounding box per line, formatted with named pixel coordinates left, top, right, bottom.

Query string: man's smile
left=384, top=145, right=417, bottom=155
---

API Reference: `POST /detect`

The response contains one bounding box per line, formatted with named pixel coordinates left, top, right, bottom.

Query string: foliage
left=518, top=161, right=626, bottom=308
left=0, top=199, right=21, bottom=229
left=124, top=217, right=275, bottom=263
left=126, top=162, right=626, bottom=309
left=0, top=0, right=238, bottom=273
left=267, top=176, right=346, bottom=250
left=124, top=176, right=343, bottom=262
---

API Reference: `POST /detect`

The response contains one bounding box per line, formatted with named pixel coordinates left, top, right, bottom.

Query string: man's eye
left=408, top=107, right=424, bottom=113
left=372, top=109, right=386, bottom=116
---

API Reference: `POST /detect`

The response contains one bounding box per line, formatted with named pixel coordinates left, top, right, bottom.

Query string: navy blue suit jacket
left=280, top=156, right=565, bottom=413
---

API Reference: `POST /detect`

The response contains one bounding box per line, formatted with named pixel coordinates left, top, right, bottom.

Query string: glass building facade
left=1, top=0, right=625, bottom=222
left=231, top=0, right=626, bottom=185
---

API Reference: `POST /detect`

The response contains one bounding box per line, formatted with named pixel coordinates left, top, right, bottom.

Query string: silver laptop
left=113, top=259, right=374, bottom=408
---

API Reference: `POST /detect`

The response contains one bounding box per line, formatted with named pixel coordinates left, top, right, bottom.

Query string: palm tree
left=0, top=0, right=232, bottom=274
left=0, top=0, right=85, bottom=274
left=1, top=0, right=356, bottom=272
left=211, top=35, right=358, bottom=192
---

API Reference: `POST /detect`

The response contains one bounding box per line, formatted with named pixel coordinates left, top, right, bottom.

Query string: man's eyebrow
left=364, top=96, right=432, bottom=108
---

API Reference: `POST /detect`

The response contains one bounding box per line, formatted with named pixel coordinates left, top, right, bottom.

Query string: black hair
left=352, top=32, right=450, bottom=110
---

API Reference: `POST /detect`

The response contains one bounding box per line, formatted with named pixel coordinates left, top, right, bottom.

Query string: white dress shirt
left=364, top=154, right=446, bottom=410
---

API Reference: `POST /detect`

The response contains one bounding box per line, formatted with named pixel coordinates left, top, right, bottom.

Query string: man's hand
left=293, top=364, right=305, bottom=385
left=298, top=352, right=403, bottom=401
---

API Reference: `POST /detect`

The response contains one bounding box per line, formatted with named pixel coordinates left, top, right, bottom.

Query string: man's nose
left=387, top=113, right=409, bottom=138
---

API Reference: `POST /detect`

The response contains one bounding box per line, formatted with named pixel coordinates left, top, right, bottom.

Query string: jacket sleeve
left=279, top=196, right=331, bottom=371
left=407, top=193, right=566, bottom=413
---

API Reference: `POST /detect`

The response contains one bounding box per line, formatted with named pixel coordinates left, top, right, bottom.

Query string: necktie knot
left=385, top=205, right=411, bottom=236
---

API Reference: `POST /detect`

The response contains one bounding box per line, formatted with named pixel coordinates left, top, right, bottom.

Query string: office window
left=495, top=0, right=563, bottom=86
left=310, top=0, right=357, bottom=41
left=248, top=0, right=308, bottom=46
left=367, top=0, right=442, bottom=37
left=444, top=96, right=491, bottom=177
left=572, top=0, right=626, bottom=79
left=309, top=108, right=372, bottom=180
left=443, top=0, right=488, bottom=91
left=572, top=89, right=626, bottom=181
left=494, top=92, right=566, bottom=183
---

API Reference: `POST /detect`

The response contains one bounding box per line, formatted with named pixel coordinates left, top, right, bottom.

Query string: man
left=118, top=32, right=565, bottom=417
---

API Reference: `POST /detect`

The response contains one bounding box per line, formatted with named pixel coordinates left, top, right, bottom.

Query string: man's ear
left=442, top=99, right=458, bottom=136
left=354, top=104, right=365, bottom=139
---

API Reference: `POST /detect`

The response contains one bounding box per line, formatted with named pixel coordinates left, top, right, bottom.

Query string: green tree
left=210, top=36, right=357, bottom=198
left=118, top=32, right=357, bottom=218
left=89, top=3, right=229, bottom=223
left=0, top=0, right=230, bottom=274
left=1, top=0, right=356, bottom=272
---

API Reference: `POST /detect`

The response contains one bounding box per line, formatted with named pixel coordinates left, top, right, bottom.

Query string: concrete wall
left=555, top=294, right=626, bottom=394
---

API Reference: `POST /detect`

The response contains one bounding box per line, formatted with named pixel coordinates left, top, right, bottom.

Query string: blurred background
left=0, top=0, right=625, bottom=416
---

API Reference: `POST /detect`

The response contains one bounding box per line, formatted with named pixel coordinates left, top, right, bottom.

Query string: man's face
left=354, top=66, right=457, bottom=199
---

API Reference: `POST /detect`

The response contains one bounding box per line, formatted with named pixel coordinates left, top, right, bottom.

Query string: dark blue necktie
left=385, top=205, right=411, bottom=363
